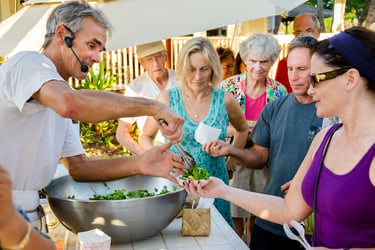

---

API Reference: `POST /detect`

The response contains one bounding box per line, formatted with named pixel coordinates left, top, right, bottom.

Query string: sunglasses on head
left=291, top=36, right=318, bottom=46
left=310, top=67, right=352, bottom=87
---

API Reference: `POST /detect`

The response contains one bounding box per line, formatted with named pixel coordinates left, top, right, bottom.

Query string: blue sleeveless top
left=168, top=87, right=233, bottom=226
left=302, top=123, right=375, bottom=248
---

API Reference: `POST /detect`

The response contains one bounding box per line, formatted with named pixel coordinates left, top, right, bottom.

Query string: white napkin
left=196, top=197, right=215, bottom=209
left=195, top=123, right=222, bottom=145
left=76, top=229, right=111, bottom=250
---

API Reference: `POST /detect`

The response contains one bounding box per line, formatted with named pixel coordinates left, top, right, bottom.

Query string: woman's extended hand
left=183, top=176, right=226, bottom=199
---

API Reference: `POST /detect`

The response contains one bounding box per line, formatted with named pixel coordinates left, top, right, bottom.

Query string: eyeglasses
left=291, top=36, right=318, bottom=46
left=142, top=53, right=166, bottom=64
left=310, top=67, right=351, bottom=87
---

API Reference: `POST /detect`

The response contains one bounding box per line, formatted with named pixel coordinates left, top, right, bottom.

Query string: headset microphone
left=63, top=36, right=89, bottom=73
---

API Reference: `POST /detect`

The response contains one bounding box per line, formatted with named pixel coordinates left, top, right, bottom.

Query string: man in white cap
left=116, top=41, right=178, bottom=154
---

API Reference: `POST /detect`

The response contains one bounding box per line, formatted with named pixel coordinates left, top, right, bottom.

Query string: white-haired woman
left=221, top=33, right=287, bottom=242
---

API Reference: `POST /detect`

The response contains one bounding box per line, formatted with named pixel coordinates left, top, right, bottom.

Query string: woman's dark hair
left=233, top=52, right=244, bottom=75
left=313, top=26, right=375, bottom=92
left=216, top=47, right=235, bottom=62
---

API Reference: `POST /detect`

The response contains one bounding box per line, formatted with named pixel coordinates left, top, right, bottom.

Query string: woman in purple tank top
left=183, top=26, right=375, bottom=249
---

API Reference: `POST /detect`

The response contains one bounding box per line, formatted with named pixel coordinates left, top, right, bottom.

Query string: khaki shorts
left=230, top=166, right=269, bottom=218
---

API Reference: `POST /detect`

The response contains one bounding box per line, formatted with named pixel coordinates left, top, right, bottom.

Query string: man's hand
left=281, top=180, right=292, bottom=194
left=202, top=139, right=232, bottom=157
left=139, top=142, right=185, bottom=183
left=226, top=157, right=239, bottom=173
left=154, top=108, right=184, bottom=144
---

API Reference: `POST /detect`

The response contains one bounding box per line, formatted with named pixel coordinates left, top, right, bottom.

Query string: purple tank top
left=302, top=123, right=375, bottom=248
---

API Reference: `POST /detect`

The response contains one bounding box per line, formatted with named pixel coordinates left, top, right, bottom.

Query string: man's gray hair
left=42, top=0, right=112, bottom=48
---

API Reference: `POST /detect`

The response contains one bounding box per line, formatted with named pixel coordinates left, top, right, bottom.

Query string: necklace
left=186, top=95, right=200, bottom=118
left=186, top=90, right=210, bottom=119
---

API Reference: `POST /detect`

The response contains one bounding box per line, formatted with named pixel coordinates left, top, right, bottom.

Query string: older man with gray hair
left=275, top=12, right=321, bottom=92
left=116, top=41, right=178, bottom=155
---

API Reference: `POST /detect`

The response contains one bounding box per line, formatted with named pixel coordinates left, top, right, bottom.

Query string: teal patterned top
left=168, top=86, right=233, bottom=227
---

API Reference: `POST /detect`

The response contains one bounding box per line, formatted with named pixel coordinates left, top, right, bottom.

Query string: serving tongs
left=174, top=143, right=196, bottom=172
left=283, top=220, right=311, bottom=249
left=158, top=119, right=196, bottom=171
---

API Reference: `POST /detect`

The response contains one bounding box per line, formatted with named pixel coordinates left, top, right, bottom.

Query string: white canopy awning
left=0, top=0, right=305, bottom=58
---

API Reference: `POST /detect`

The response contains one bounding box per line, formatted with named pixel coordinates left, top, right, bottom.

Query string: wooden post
left=166, top=39, right=171, bottom=69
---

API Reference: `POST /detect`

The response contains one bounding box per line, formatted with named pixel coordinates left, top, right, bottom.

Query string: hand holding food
left=183, top=176, right=226, bottom=199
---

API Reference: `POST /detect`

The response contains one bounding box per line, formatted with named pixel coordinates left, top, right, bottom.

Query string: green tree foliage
left=305, top=0, right=334, bottom=9
left=306, top=0, right=369, bottom=27
left=346, top=0, right=368, bottom=25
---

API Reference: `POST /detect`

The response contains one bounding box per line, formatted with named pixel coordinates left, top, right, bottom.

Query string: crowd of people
left=186, top=26, right=375, bottom=250
left=1, top=1, right=375, bottom=250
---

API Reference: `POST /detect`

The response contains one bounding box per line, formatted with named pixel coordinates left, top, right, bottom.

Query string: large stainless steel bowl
left=44, top=175, right=187, bottom=243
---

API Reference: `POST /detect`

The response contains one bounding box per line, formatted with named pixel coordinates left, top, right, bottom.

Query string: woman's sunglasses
left=310, top=67, right=351, bottom=87
left=292, top=36, right=318, bottom=46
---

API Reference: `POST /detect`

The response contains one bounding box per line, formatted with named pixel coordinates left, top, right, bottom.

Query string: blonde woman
left=140, top=37, right=248, bottom=226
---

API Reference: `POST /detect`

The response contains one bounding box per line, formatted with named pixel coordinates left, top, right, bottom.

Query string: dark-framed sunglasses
left=291, top=36, right=318, bottom=46
left=310, top=67, right=352, bottom=87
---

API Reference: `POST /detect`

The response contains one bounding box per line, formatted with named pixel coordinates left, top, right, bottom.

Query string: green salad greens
left=179, top=165, right=210, bottom=181
left=67, top=185, right=178, bottom=200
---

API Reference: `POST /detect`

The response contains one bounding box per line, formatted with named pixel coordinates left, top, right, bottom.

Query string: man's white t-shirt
left=0, top=51, right=84, bottom=210
left=121, top=69, right=178, bottom=143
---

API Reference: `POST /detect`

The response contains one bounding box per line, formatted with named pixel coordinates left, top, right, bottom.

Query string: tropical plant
left=73, top=60, right=117, bottom=90
left=72, top=60, right=126, bottom=156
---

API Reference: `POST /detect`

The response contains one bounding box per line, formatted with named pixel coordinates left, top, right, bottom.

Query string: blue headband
left=328, top=32, right=375, bottom=81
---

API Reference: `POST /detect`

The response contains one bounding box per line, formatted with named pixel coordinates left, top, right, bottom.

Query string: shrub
left=72, top=60, right=130, bottom=157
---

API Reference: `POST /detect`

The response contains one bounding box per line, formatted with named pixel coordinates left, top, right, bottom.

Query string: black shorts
left=250, top=224, right=304, bottom=250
